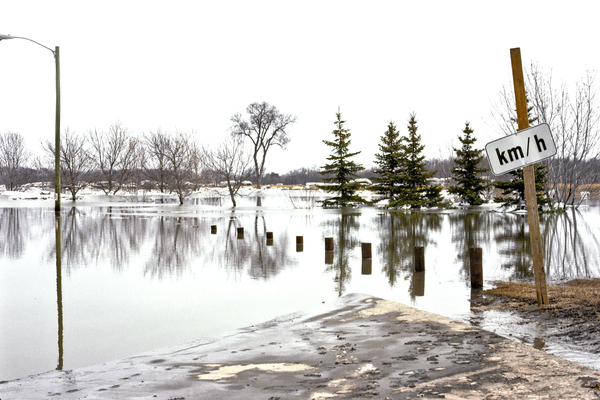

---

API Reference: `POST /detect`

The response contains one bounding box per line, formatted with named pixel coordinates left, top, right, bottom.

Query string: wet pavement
left=2, top=294, right=600, bottom=399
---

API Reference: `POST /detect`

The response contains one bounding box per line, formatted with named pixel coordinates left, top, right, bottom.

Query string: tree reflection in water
left=143, top=215, right=204, bottom=279
left=542, top=209, right=600, bottom=279
left=201, top=212, right=298, bottom=281
left=376, top=212, right=441, bottom=299
left=0, top=208, right=45, bottom=259
left=321, top=212, right=361, bottom=296
left=23, top=204, right=600, bottom=288
left=492, top=213, right=534, bottom=280
left=448, top=211, right=494, bottom=280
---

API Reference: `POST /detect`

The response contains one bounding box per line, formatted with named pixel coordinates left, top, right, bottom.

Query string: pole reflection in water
left=55, top=213, right=64, bottom=371
left=325, top=251, right=334, bottom=264
left=410, top=271, right=425, bottom=297
left=361, top=259, right=372, bottom=275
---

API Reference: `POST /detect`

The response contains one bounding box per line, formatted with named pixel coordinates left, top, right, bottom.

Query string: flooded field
left=2, top=196, right=600, bottom=381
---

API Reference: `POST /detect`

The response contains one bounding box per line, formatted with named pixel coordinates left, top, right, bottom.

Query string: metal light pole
left=0, top=34, right=61, bottom=213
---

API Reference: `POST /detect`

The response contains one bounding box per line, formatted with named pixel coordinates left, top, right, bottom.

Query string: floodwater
left=2, top=195, right=600, bottom=381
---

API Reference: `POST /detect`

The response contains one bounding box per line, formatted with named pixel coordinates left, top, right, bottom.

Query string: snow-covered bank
left=2, top=185, right=520, bottom=212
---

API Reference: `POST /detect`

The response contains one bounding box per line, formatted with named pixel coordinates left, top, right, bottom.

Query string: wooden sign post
left=510, top=48, right=549, bottom=307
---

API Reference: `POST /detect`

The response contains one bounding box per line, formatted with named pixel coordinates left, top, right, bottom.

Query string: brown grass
left=483, top=279, right=600, bottom=320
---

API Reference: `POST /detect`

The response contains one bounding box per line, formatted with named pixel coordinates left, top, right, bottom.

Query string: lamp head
left=0, top=34, right=14, bottom=41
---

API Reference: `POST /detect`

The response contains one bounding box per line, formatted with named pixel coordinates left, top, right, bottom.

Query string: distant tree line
left=2, top=64, right=599, bottom=211
left=0, top=102, right=296, bottom=206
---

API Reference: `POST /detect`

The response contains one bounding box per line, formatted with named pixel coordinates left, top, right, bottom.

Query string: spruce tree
left=320, top=112, right=366, bottom=208
left=389, top=113, right=444, bottom=208
left=494, top=165, right=552, bottom=210
left=373, top=121, right=403, bottom=199
left=448, top=122, right=490, bottom=205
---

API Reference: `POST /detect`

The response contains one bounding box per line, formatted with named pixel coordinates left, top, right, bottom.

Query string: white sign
left=485, top=123, right=556, bottom=175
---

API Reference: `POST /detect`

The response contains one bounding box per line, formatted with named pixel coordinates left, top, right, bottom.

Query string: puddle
left=466, top=308, right=600, bottom=371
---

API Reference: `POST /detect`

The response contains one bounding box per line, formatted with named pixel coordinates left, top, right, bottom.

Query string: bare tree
left=121, top=135, right=144, bottom=191
left=32, top=155, right=54, bottom=190
left=490, top=64, right=600, bottom=208
left=163, top=131, right=201, bottom=205
left=538, top=69, right=600, bottom=207
left=427, top=142, right=455, bottom=181
left=44, top=129, right=92, bottom=201
left=143, top=129, right=170, bottom=193
left=203, top=138, right=252, bottom=207
left=89, top=122, right=140, bottom=195
left=0, top=132, right=31, bottom=191
left=230, top=102, right=297, bottom=189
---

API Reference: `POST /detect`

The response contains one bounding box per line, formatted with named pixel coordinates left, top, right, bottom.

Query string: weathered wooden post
left=237, top=227, right=244, bottom=239
left=510, top=47, right=549, bottom=306
left=361, top=243, right=372, bottom=259
left=266, top=232, right=273, bottom=239
left=211, top=225, right=217, bottom=234
left=469, top=247, right=483, bottom=288
left=325, top=237, right=334, bottom=251
left=414, top=246, right=425, bottom=272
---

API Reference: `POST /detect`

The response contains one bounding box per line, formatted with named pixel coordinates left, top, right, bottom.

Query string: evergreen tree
left=494, top=165, right=552, bottom=210
left=389, top=113, right=444, bottom=208
left=319, top=112, right=366, bottom=208
left=448, top=122, right=490, bottom=205
left=373, top=121, right=403, bottom=199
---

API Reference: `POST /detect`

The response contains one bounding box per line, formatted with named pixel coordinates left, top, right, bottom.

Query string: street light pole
left=54, top=46, right=61, bottom=212
left=0, top=34, right=61, bottom=213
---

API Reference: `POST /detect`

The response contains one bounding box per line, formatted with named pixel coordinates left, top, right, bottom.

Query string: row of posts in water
left=210, top=225, right=484, bottom=289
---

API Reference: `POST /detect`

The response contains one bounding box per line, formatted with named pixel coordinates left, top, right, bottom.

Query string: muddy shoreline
left=3, top=294, right=600, bottom=399
left=473, top=279, right=600, bottom=362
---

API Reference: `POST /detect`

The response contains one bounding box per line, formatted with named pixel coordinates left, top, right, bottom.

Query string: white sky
left=1, top=1, right=598, bottom=174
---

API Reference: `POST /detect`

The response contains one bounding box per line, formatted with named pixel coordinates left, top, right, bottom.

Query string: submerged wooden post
left=414, top=246, right=425, bottom=272
left=325, top=237, right=334, bottom=251
left=361, top=243, right=372, bottom=259
left=361, top=259, right=372, bottom=275
left=469, top=247, right=483, bottom=288
left=237, top=227, right=244, bottom=239
left=510, top=47, right=549, bottom=306
left=412, top=271, right=425, bottom=297
left=211, top=225, right=217, bottom=234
